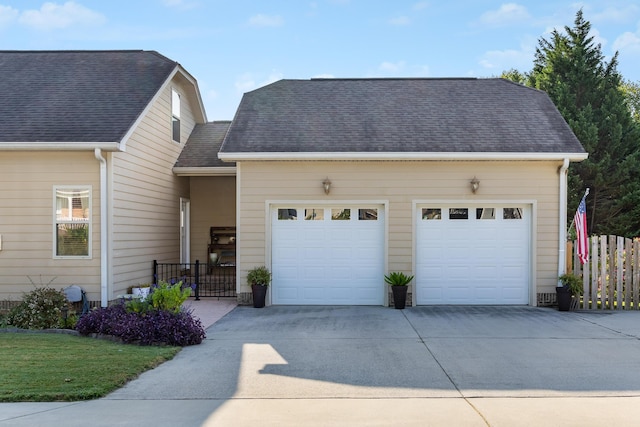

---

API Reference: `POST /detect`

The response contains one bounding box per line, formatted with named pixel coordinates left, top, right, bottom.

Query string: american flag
left=574, top=196, right=589, bottom=265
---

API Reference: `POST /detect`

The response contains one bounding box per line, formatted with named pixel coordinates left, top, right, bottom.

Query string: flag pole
left=567, top=188, right=589, bottom=233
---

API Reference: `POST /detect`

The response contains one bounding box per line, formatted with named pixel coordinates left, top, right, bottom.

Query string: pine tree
left=528, top=10, right=640, bottom=237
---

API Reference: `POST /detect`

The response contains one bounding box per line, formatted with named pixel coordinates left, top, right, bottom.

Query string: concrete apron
left=4, top=306, right=640, bottom=427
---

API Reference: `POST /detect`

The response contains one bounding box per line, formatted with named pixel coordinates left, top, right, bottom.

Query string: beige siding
left=237, top=160, right=562, bottom=298
left=189, top=176, right=236, bottom=264
left=109, top=77, right=198, bottom=296
left=0, top=152, right=101, bottom=301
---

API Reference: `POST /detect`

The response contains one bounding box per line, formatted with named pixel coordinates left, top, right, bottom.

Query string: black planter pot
left=252, top=284, right=267, bottom=308
left=391, top=285, right=408, bottom=309
left=556, top=286, right=572, bottom=311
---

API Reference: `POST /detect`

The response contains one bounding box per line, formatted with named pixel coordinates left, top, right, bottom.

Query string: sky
left=1, top=1, right=639, bottom=120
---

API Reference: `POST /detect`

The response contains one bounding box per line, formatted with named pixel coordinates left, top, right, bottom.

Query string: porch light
left=323, top=178, right=331, bottom=195
left=470, top=177, right=480, bottom=194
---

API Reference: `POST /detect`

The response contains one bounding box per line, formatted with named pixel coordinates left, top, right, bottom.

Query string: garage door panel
left=303, top=286, right=325, bottom=302
left=417, top=204, right=530, bottom=305
left=272, top=205, right=384, bottom=305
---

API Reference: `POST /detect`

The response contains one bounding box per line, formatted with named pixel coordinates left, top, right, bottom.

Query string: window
left=422, top=208, right=441, bottom=220
left=358, top=208, right=378, bottom=220
left=476, top=208, right=495, bottom=220
left=55, top=187, right=91, bottom=257
left=503, top=208, right=523, bottom=219
left=172, top=89, right=181, bottom=142
left=449, top=208, right=468, bottom=220
left=305, top=208, right=324, bottom=220
left=278, top=208, right=297, bottom=220
left=331, top=208, right=350, bottom=220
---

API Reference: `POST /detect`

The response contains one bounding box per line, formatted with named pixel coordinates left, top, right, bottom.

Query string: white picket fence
left=567, top=236, right=640, bottom=310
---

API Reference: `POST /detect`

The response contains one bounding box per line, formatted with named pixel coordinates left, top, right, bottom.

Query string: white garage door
left=271, top=205, right=384, bottom=305
left=416, top=205, right=530, bottom=305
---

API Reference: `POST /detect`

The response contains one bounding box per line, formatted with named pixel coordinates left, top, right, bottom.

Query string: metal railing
left=153, top=260, right=237, bottom=299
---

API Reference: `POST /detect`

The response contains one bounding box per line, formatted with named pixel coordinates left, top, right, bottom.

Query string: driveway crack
left=402, top=310, right=492, bottom=426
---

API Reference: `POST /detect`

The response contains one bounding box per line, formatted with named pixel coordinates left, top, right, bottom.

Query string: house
left=0, top=50, right=207, bottom=307
left=0, top=50, right=587, bottom=308
left=215, top=78, right=587, bottom=306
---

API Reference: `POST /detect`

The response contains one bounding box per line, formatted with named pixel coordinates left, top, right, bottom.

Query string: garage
left=271, top=205, right=385, bottom=305
left=415, top=204, right=531, bottom=305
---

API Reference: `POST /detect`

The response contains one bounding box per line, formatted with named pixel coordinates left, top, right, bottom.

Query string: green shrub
left=384, top=272, right=414, bottom=286
left=7, top=286, right=69, bottom=329
left=124, top=280, right=192, bottom=315
left=247, top=266, right=271, bottom=286
left=149, top=281, right=192, bottom=313
left=559, top=273, right=583, bottom=296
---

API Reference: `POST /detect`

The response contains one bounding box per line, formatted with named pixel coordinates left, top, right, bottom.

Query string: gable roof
left=174, top=121, right=235, bottom=175
left=0, top=50, right=196, bottom=148
left=219, top=78, right=587, bottom=161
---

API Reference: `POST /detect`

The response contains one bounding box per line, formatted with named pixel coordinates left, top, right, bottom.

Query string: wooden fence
left=567, top=236, right=640, bottom=310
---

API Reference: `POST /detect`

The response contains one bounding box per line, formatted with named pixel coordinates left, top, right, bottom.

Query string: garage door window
left=449, top=208, right=468, bottom=220
left=358, top=208, right=378, bottom=220
left=476, top=208, right=496, bottom=219
left=331, top=208, right=350, bottom=220
left=305, top=208, right=324, bottom=220
left=278, top=208, right=297, bottom=220
left=503, top=208, right=523, bottom=219
left=422, top=208, right=441, bottom=220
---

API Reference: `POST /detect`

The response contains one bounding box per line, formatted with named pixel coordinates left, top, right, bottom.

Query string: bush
left=76, top=301, right=205, bottom=346
left=123, top=281, right=192, bottom=315
left=148, top=281, right=193, bottom=313
left=7, top=286, right=69, bottom=329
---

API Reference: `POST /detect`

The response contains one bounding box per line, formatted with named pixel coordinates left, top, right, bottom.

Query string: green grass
left=0, top=333, right=180, bottom=402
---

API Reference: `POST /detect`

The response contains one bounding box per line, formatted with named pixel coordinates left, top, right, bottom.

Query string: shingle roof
left=175, top=121, right=233, bottom=168
left=220, top=78, right=585, bottom=155
left=0, top=50, right=177, bottom=143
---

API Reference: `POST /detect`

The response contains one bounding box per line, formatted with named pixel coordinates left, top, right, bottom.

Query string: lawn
left=0, top=333, right=180, bottom=402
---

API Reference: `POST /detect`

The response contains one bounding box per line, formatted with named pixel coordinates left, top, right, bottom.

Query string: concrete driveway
left=3, top=306, right=640, bottom=426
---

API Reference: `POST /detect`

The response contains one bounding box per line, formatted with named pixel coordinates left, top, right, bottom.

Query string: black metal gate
left=153, top=260, right=237, bottom=299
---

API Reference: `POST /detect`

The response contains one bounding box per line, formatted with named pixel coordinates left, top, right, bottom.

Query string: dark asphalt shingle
left=0, top=50, right=177, bottom=143
left=220, top=78, right=585, bottom=154
left=175, top=121, right=233, bottom=168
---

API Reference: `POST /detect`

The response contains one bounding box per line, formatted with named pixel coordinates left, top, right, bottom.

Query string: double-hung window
left=172, top=88, right=181, bottom=142
left=54, top=186, right=91, bottom=258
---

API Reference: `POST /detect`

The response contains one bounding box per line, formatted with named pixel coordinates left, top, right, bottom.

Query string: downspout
left=557, top=158, right=570, bottom=286
left=94, top=148, right=108, bottom=307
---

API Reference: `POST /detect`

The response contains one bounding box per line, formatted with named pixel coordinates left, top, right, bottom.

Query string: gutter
left=94, top=148, right=109, bottom=307
left=0, top=142, right=119, bottom=151
left=218, top=152, right=589, bottom=162
left=172, top=166, right=237, bottom=176
left=557, top=158, right=570, bottom=286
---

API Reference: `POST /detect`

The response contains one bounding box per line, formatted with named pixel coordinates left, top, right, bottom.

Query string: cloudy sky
left=1, top=1, right=638, bottom=119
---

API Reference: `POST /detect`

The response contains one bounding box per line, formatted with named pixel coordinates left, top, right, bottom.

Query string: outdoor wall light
left=323, top=177, right=332, bottom=195
left=470, top=177, right=480, bottom=194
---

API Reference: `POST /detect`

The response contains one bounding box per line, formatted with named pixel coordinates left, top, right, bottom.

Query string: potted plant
left=557, top=273, right=582, bottom=311
left=247, top=266, right=271, bottom=308
left=130, top=284, right=151, bottom=301
left=384, top=272, right=414, bottom=309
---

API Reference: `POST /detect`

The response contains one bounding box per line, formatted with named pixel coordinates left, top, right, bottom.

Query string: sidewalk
left=182, top=297, right=237, bottom=329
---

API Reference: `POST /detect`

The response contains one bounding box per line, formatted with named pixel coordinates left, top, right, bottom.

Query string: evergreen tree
left=528, top=10, right=640, bottom=238
left=621, top=80, right=640, bottom=123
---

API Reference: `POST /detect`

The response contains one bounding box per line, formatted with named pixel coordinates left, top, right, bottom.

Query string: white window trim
left=53, top=185, right=92, bottom=259
left=171, top=88, right=181, bottom=143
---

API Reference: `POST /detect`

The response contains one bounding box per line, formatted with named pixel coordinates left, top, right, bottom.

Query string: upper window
left=54, top=187, right=91, bottom=258
left=171, top=89, right=181, bottom=142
